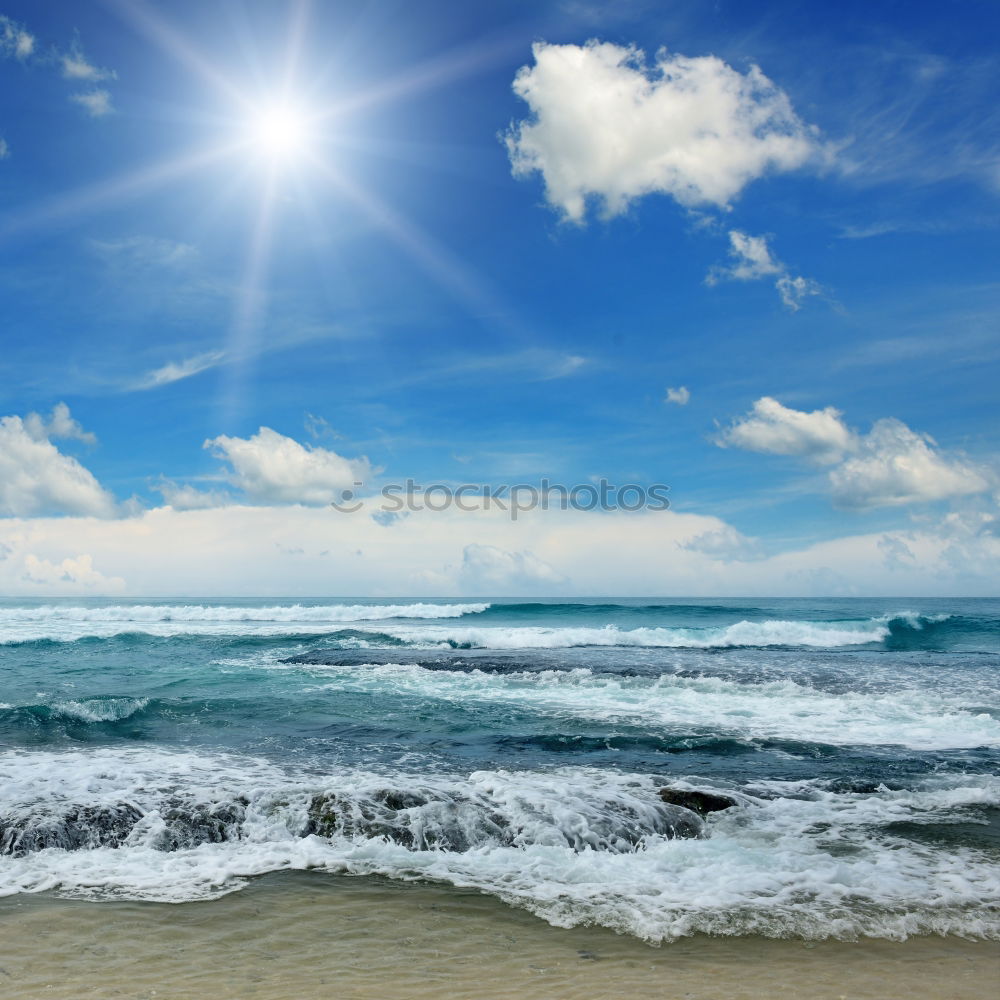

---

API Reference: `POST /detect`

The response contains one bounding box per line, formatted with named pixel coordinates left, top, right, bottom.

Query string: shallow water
left=1, top=872, right=998, bottom=1000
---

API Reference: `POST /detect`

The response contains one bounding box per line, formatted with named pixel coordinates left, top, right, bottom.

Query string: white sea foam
left=48, top=697, right=150, bottom=723
left=0, top=748, right=997, bottom=941
left=367, top=619, right=891, bottom=649
left=0, top=604, right=947, bottom=650
left=0, top=603, right=490, bottom=643
left=296, top=662, right=1000, bottom=750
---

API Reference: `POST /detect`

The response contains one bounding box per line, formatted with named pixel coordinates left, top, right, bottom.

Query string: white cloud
left=776, top=274, right=821, bottom=311
left=1, top=17, right=116, bottom=124
left=205, top=427, right=374, bottom=506
left=0, top=137, right=8, bottom=159
left=709, top=231, right=782, bottom=282
left=0, top=407, right=116, bottom=517
left=505, top=40, right=821, bottom=223
left=708, top=230, right=821, bottom=311
left=153, top=480, right=231, bottom=511
left=133, top=351, right=226, bottom=391
left=459, top=543, right=567, bottom=591
left=21, top=553, right=124, bottom=592
left=1, top=501, right=998, bottom=597
left=829, top=418, right=988, bottom=509
left=665, top=386, right=690, bottom=406
left=61, top=43, right=116, bottom=82
left=877, top=533, right=916, bottom=571
left=718, top=397, right=992, bottom=509
left=678, top=525, right=763, bottom=562
left=0, top=15, right=34, bottom=59
left=23, top=402, right=97, bottom=445
left=70, top=89, right=113, bottom=117
left=717, top=396, right=853, bottom=463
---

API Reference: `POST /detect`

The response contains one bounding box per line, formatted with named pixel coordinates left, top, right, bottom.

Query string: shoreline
left=1, top=872, right=997, bottom=1000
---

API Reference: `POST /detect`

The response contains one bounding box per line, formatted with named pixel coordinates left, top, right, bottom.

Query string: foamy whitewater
left=1, top=597, right=998, bottom=942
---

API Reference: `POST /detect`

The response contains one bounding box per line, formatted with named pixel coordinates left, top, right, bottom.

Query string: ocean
left=1, top=597, right=998, bottom=944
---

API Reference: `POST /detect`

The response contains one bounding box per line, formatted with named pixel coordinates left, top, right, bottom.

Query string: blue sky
left=0, top=0, right=997, bottom=596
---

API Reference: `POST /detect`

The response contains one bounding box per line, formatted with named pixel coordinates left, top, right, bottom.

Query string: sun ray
left=217, top=170, right=280, bottom=428
left=308, top=157, right=532, bottom=343
left=280, top=0, right=312, bottom=97
left=104, top=0, right=253, bottom=110
left=0, top=142, right=243, bottom=242
left=314, top=33, right=524, bottom=124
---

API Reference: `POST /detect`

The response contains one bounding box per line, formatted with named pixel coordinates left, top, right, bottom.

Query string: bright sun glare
left=250, top=103, right=310, bottom=162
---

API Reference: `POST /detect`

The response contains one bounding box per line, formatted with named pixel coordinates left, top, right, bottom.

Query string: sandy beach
left=1, top=872, right=996, bottom=1000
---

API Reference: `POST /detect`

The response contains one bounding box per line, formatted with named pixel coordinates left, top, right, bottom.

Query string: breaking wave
left=1, top=748, right=997, bottom=941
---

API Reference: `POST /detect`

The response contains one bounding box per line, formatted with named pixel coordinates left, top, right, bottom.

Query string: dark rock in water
left=658, top=787, right=738, bottom=817
left=151, top=797, right=249, bottom=851
left=305, top=787, right=702, bottom=854
left=304, top=789, right=506, bottom=852
left=0, top=803, right=143, bottom=856
left=304, top=792, right=339, bottom=838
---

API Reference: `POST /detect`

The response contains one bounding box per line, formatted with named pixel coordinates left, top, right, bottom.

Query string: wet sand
left=0, top=872, right=996, bottom=1000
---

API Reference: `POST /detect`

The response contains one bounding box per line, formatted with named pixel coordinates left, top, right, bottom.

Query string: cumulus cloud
left=708, top=231, right=821, bottom=311
left=717, top=396, right=853, bottom=463
left=0, top=406, right=116, bottom=517
left=665, top=386, right=690, bottom=406
left=21, top=552, right=124, bottom=591
left=132, top=351, right=225, bottom=391
left=205, top=427, right=374, bottom=506
left=23, top=402, right=97, bottom=445
left=70, top=89, right=113, bottom=117
left=829, top=418, right=988, bottom=509
left=0, top=15, right=34, bottom=59
left=718, top=397, right=992, bottom=509
left=505, top=40, right=820, bottom=223
left=459, top=543, right=567, bottom=591
left=678, top=525, right=764, bottom=562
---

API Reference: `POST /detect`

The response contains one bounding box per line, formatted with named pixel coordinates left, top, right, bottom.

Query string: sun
left=248, top=103, right=311, bottom=162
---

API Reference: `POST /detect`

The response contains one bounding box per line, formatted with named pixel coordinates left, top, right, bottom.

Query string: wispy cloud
left=824, top=45, right=1000, bottom=193
left=70, top=89, right=113, bottom=118
left=91, top=235, right=198, bottom=268
left=131, top=351, right=226, bottom=391
left=61, top=41, right=116, bottom=82
left=0, top=14, right=34, bottom=60
left=0, top=15, right=117, bottom=128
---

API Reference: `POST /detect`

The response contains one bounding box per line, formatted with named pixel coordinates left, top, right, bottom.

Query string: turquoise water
left=1, top=597, right=998, bottom=941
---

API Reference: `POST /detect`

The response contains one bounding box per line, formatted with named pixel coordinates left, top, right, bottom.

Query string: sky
left=0, top=0, right=998, bottom=597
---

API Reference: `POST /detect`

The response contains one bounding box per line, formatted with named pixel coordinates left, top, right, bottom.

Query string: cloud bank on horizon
left=0, top=398, right=995, bottom=597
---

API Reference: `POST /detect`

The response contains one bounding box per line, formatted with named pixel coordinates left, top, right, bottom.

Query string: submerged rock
left=304, top=786, right=703, bottom=854
left=0, top=803, right=143, bottom=856
left=658, top=787, right=739, bottom=817
left=151, top=797, right=249, bottom=851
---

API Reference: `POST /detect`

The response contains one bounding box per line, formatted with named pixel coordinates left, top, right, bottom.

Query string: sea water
left=1, top=597, right=997, bottom=942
